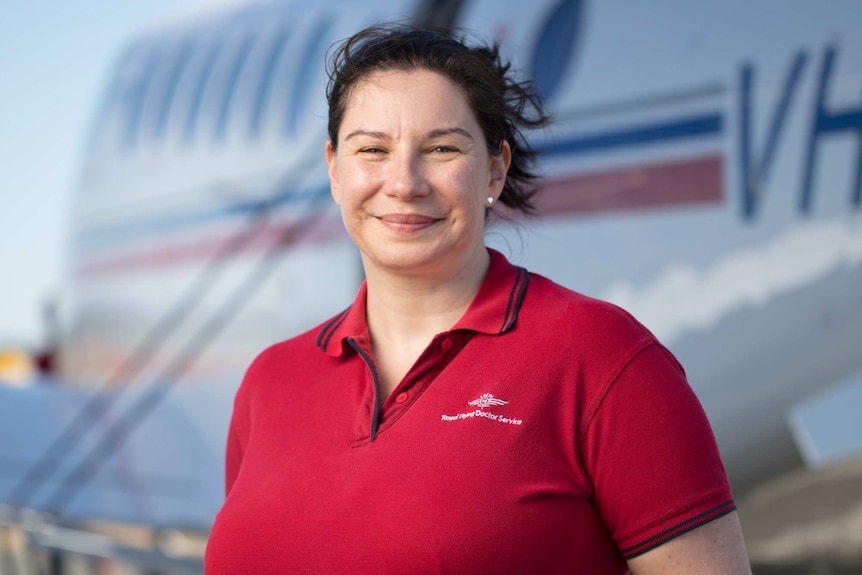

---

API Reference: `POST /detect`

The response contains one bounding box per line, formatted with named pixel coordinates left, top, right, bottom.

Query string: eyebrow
left=343, top=127, right=475, bottom=142
left=344, top=129, right=387, bottom=141
left=427, top=127, right=474, bottom=140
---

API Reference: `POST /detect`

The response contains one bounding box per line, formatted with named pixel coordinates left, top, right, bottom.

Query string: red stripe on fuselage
left=75, top=214, right=347, bottom=278
left=536, top=154, right=724, bottom=216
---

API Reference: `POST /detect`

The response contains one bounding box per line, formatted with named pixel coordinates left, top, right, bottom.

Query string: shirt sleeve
left=224, top=364, right=254, bottom=498
left=224, top=411, right=244, bottom=497
left=581, top=341, right=736, bottom=560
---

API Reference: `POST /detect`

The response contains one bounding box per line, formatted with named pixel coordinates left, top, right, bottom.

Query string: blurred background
left=1, top=0, right=861, bottom=573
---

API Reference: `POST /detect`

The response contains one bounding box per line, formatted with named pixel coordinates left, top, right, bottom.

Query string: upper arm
left=225, top=363, right=256, bottom=497
left=224, top=415, right=244, bottom=497
left=580, top=342, right=743, bottom=560
left=627, top=512, right=752, bottom=575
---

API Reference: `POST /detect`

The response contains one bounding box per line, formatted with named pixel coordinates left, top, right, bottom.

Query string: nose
left=385, top=150, right=431, bottom=200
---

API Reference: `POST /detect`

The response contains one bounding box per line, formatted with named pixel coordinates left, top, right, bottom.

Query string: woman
left=205, top=25, right=751, bottom=574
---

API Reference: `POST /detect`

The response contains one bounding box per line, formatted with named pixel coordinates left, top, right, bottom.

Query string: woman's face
left=326, top=68, right=510, bottom=279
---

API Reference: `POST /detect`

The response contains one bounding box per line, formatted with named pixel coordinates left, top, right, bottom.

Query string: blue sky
left=0, top=1, right=203, bottom=347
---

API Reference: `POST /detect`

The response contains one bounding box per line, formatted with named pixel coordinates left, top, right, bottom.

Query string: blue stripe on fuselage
left=538, top=113, right=723, bottom=156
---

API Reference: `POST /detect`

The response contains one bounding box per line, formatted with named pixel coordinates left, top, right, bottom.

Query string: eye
left=430, top=146, right=459, bottom=154
left=359, top=146, right=386, bottom=154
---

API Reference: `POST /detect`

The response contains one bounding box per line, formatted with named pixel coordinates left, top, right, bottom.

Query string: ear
left=487, top=140, right=512, bottom=201
left=325, top=140, right=341, bottom=206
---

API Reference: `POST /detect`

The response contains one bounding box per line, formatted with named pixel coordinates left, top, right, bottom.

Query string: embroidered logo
left=441, top=392, right=523, bottom=426
left=467, top=393, right=508, bottom=410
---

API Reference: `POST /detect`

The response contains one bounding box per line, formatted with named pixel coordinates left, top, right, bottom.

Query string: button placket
left=375, top=332, right=471, bottom=436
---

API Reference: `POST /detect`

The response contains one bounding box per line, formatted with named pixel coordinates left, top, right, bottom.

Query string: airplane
left=1, top=0, right=861, bottom=571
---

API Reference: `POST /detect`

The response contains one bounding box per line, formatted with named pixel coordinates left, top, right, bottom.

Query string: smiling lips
left=378, top=213, right=441, bottom=232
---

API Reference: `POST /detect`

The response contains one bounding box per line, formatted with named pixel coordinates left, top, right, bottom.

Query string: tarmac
left=739, top=456, right=862, bottom=574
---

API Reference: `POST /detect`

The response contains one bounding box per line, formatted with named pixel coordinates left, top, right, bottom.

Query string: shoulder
left=506, top=271, right=680, bottom=423
left=522, top=271, right=658, bottom=360
left=234, top=310, right=347, bottom=402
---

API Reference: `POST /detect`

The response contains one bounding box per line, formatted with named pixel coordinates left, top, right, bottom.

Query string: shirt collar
left=315, top=248, right=530, bottom=357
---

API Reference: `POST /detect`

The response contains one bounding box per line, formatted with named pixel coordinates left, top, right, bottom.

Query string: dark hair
left=326, top=24, right=551, bottom=214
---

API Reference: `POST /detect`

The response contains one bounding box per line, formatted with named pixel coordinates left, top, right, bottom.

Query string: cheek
left=458, top=166, right=488, bottom=210
left=338, top=163, right=380, bottom=200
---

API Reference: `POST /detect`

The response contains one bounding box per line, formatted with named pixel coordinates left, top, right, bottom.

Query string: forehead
left=340, top=68, right=480, bottom=135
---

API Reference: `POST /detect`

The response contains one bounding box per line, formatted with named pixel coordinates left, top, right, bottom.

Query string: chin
left=363, top=244, right=454, bottom=275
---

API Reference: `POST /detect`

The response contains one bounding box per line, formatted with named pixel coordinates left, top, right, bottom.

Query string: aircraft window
left=122, top=47, right=160, bottom=150
left=284, top=16, right=335, bottom=137
left=249, top=25, right=292, bottom=140
left=86, top=43, right=148, bottom=152
left=214, top=35, right=255, bottom=142
left=530, top=0, right=583, bottom=101
left=153, top=38, right=195, bottom=140
left=183, top=36, right=224, bottom=144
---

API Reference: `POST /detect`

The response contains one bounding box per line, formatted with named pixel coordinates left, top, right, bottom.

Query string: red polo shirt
left=205, top=249, right=734, bottom=574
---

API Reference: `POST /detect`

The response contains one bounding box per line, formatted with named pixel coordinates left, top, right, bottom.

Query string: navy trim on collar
left=500, top=266, right=529, bottom=334
left=315, top=306, right=351, bottom=352
left=316, top=249, right=530, bottom=357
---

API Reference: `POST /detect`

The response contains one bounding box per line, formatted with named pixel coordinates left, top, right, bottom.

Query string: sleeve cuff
left=619, top=497, right=737, bottom=559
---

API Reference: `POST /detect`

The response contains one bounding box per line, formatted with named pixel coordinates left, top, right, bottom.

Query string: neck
left=362, top=246, right=490, bottom=346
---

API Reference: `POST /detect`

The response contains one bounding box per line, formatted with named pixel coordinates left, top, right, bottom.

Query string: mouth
left=378, top=213, right=441, bottom=232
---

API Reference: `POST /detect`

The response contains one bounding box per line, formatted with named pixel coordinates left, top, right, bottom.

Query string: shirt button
left=395, top=392, right=409, bottom=403
left=441, top=338, right=454, bottom=351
